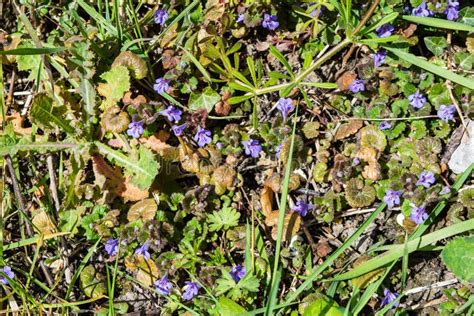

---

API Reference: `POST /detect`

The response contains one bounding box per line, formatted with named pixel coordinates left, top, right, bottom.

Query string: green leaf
left=385, top=47, right=474, bottom=90
left=402, top=15, right=474, bottom=32
left=303, top=296, right=344, bottom=316
left=207, top=205, right=240, bottom=232
left=30, top=94, right=75, bottom=134
left=80, top=265, right=107, bottom=298
left=424, top=37, right=447, bottom=56
left=95, top=142, right=159, bottom=190
left=269, top=46, right=294, bottom=78
left=441, top=236, right=474, bottom=282
left=0, top=137, right=79, bottom=157
left=188, top=87, right=221, bottom=112
left=458, top=7, right=474, bottom=26
left=216, top=297, right=247, bottom=315
left=454, top=52, right=473, bottom=70
left=97, top=65, right=130, bottom=109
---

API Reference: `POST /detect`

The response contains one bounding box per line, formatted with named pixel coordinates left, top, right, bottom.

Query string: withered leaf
left=260, top=186, right=274, bottom=217
left=336, top=71, right=357, bottom=91
left=32, top=210, right=56, bottom=235
left=265, top=211, right=302, bottom=242
left=335, top=120, right=363, bottom=140
left=127, top=198, right=157, bottom=222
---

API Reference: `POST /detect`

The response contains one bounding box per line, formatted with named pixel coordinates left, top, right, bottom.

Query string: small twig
left=446, top=81, right=468, bottom=132
left=404, top=278, right=458, bottom=295
left=352, top=0, right=381, bottom=37
left=5, top=155, right=54, bottom=286
left=405, top=297, right=448, bottom=311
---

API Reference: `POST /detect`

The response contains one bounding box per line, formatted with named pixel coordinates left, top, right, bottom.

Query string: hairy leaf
left=30, top=94, right=75, bottom=134
left=441, top=236, right=474, bottom=282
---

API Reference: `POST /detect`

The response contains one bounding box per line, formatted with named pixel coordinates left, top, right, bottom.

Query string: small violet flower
left=437, top=105, right=456, bottom=122
left=310, top=3, right=324, bottom=17
left=134, top=242, right=151, bottom=261
left=182, top=281, right=201, bottom=300
left=160, top=106, right=182, bottom=123
left=153, top=77, right=170, bottom=94
left=349, top=79, right=365, bottom=93
left=412, top=1, right=433, bottom=17
left=105, top=238, right=119, bottom=256
left=262, top=13, right=279, bottom=30
left=0, top=266, right=15, bottom=285
left=440, top=186, right=451, bottom=195
left=378, top=121, right=391, bottom=130
left=376, top=24, right=394, bottom=38
left=154, top=9, right=169, bottom=26
left=410, top=205, right=429, bottom=224
left=127, top=120, right=144, bottom=139
left=445, top=0, right=460, bottom=21
left=236, top=13, right=245, bottom=23
left=229, top=265, right=246, bottom=282
left=293, top=200, right=314, bottom=217
left=417, top=171, right=435, bottom=188
left=194, top=127, right=212, bottom=147
left=408, top=90, right=426, bottom=109
left=242, top=139, right=263, bottom=158
left=275, top=144, right=283, bottom=159
left=383, top=189, right=402, bottom=209
left=276, top=98, right=295, bottom=121
left=381, top=288, right=399, bottom=308
left=172, top=123, right=186, bottom=136
left=352, top=157, right=360, bottom=166
left=372, top=49, right=386, bottom=67
left=155, top=275, right=173, bottom=296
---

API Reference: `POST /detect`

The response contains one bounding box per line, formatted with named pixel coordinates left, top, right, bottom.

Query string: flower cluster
left=194, top=127, right=212, bottom=147
left=408, top=90, right=426, bottom=109
left=383, top=189, right=401, bottom=209
left=376, top=24, right=394, bottom=38
left=134, top=242, right=151, bottom=260
left=154, top=9, right=169, bottom=26
left=445, top=0, right=460, bottom=21
left=410, top=205, right=429, bottom=224
left=242, top=139, right=263, bottom=158
left=276, top=98, right=295, bottom=121
left=105, top=238, right=119, bottom=256
left=412, top=1, right=433, bottom=17
left=437, top=105, right=455, bottom=122
left=127, top=120, right=144, bottom=139
left=349, top=79, right=365, bottom=93
left=372, top=49, right=386, bottom=67
left=262, top=14, right=279, bottom=30
left=0, top=266, right=15, bottom=285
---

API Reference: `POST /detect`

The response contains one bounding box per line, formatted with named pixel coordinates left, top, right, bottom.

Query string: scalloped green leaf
left=441, top=236, right=474, bottom=282
left=303, top=296, right=344, bottom=316
left=97, top=65, right=130, bottom=109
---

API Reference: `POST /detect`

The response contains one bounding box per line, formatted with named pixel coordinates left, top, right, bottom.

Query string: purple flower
left=437, top=105, right=455, bottom=122
left=440, top=186, right=451, bottom=195
left=372, top=49, right=386, bottom=67
left=275, top=144, right=283, bottom=159
left=408, top=90, right=426, bottom=109
left=383, top=190, right=402, bottom=209
left=194, top=127, right=212, bottom=147
left=417, top=171, right=435, bottom=188
left=378, top=121, right=391, bottom=130
left=155, top=275, right=173, bottom=296
left=229, top=265, right=246, bottom=282
left=153, top=78, right=170, bottom=94
left=293, top=200, right=314, bottom=217
left=134, top=242, right=151, bottom=261
left=172, top=123, right=186, bottom=136
left=242, top=139, right=263, bottom=158
left=445, top=0, right=459, bottom=20
left=352, top=158, right=360, bottom=166
left=381, top=288, right=399, bottom=308
left=160, top=106, right=182, bottom=123
left=154, top=9, right=169, bottom=26
left=349, top=79, right=365, bottom=93
left=410, top=205, right=429, bottom=224
left=412, top=1, right=433, bottom=17
left=262, top=14, right=279, bottom=30
left=0, top=266, right=15, bottom=285
left=127, top=120, right=144, bottom=139
left=182, top=281, right=201, bottom=300
left=236, top=13, right=245, bottom=23
left=310, top=3, right=324, bottom=17
left=276, top=98, right=294, bottom=121
left=376, top=24, right=394, bottom=38
left=105, top=238, right=119, bottom=256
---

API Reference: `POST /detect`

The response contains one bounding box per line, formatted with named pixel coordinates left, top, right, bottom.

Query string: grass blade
left=386, top=47, right=474, bottom=90
left=282, top=203, right=387, bottom=306
left=265, top=107, right=299, bottom=315
left=331, top=218, right=474, bottom=281
left=402, top=15, right=474, bottom=32
left=0, top=47, right=66, bottom=55
left=178, top=45, right=212, bottom=83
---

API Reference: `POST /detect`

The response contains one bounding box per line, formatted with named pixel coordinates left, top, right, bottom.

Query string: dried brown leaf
left=260, top=186, right=274, bottom=217
left=127, top=198, right=157, bottom=222
left=335, top=120, right=363, bottom=140
left=265, top=211, right=301, bottom=241
left=336, top=71, right=357, bottom=91
left=32, top=210, right=56, bottom=235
